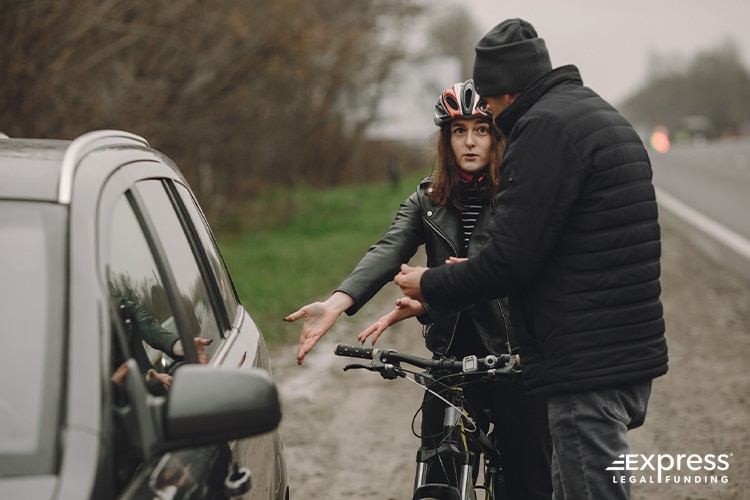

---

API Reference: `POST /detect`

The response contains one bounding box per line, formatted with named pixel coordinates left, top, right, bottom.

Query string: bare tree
left=425, top=5, right=481, bottom=79
left=0, top=0, right=423, bottom=215
left=621, top=39, right=750, bottom=138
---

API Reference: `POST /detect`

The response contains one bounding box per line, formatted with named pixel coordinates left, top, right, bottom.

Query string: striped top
left=459, top=178, right=484, bottom=252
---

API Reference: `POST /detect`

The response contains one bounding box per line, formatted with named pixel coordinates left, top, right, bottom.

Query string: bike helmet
left=434, top=78, right=491, bottom=127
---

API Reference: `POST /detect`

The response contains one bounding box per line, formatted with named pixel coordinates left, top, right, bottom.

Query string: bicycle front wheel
left=412, top=483, right=464, bottom=500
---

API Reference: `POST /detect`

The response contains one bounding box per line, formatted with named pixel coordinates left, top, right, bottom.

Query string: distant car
left=0, top=130, right=289, bottom=499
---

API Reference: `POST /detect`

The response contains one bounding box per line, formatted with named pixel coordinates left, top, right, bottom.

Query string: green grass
left=216, top=172, right=427, bottom=347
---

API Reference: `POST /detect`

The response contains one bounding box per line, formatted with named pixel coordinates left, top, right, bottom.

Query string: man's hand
left=394, top=264, right=428, bottom=302
left=357, top=297, right=425, bottom=346
left=285, top=292, right=354, bottom=365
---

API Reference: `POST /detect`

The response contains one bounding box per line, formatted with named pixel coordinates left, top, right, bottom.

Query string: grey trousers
left=548, top=380, right=652, bottom=500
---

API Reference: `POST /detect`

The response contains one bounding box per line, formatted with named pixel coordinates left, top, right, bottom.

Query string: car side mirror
left=161, top=365, right=282, bottom=450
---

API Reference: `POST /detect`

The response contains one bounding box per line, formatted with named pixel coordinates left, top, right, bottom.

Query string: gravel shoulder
left=271, top=216, right=750, bottom=500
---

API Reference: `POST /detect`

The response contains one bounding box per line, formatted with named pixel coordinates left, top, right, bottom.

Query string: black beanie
left=473, top=18, right=552, bottom=97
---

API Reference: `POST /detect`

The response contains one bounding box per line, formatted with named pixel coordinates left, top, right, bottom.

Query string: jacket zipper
left=423, top=213, right=461, bottom=353
left=496, top=299, right=513, bottom=354
left=424, top=214, right=459, bottom=257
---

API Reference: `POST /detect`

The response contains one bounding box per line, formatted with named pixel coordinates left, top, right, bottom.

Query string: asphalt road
left=651, top=137, right=750, bottom=239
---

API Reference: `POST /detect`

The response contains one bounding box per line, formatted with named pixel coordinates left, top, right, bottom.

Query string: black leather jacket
left=336, top=176, right=513, bottom=356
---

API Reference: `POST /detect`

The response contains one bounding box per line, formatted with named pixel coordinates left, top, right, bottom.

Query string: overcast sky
left=454, top=0, right=750, bottom=105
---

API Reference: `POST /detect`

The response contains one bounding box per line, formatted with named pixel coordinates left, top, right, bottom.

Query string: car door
left=105, top=177, right=236, bottom=499
left=99, top=151, right=286, bottom=498
left=166, top=180, right=288, bottom=500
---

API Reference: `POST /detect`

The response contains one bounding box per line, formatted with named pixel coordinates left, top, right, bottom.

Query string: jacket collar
left=493, top=65, right=583, bottom=136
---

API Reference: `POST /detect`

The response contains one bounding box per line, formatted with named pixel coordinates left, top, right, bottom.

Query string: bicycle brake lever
left=343, top=362, right=405, bottom=380
left=343, top=363, right=373, bottom=371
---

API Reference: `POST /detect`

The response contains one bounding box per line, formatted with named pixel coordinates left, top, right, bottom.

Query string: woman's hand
left=445, top=256, right=468, bottom=264
left=285, top=292, right=354, bottom=364
left=171, top=337, right=213, bottom=364
left=357, top=297, right=425, bottom=346
left=193, top=337, right=213, bottom=365
left=146, top=368, right=173, bottom=387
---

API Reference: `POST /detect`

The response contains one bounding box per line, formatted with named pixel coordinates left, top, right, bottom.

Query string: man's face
left=482, top=95, right=513, bottom=116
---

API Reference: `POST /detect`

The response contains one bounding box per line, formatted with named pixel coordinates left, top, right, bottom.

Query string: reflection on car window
left=135, top=180, right=222, bottom=357
left=108, top=193, right=186, bottom=490
left=107, top=190, right=223, bottom=492
left=174, top=182, right=239, bottom=323
left=109, top=195, right=184, bottom=389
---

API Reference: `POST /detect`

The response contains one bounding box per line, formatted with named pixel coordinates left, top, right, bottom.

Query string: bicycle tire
left=412, top=483, right=463, bottom=500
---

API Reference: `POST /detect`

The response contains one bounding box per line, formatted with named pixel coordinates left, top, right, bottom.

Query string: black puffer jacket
left=421, top=65, right=668, bottom=395
left=336, top=176, right=512, bottom=356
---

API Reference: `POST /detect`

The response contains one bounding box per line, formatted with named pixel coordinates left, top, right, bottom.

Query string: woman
left=285, top=79, right=550, bottom=498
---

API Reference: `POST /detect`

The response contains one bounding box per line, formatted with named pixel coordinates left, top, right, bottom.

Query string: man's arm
left=401, top=118, right=581, bottom=308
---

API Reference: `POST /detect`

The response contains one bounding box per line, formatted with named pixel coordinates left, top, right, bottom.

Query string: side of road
left=271, top=216, right=749, bottom=499
left=629, top=213, right=749, bottom=499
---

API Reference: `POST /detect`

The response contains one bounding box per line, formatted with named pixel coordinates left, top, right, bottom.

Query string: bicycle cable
left=399, top=367, right=480, bottom=434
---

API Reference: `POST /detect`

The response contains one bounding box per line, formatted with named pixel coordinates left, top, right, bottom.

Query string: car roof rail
left=58, top=130, right=149, bottom=204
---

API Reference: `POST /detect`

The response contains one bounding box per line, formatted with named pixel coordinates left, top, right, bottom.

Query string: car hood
left=0, top=475, right=56, bottom=500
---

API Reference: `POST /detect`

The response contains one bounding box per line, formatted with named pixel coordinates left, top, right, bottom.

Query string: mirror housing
left=161, top=366, right=282, bottom=449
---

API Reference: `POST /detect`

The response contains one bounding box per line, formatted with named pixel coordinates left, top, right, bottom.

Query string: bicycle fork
left=413, top=387, right=476, bottom=500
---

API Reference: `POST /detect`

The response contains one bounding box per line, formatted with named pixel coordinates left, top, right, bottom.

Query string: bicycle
left=334, top=343, right=522, bottom=500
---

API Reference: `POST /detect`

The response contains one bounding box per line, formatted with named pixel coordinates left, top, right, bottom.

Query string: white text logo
left=606, top=453, right=732, bottom=484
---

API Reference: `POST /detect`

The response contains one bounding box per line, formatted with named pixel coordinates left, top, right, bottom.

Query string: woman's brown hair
left=429, top=118, right=506, bottom=210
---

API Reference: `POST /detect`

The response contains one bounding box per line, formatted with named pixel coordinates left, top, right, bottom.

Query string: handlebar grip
left=334, top=344, right=375, bottom=360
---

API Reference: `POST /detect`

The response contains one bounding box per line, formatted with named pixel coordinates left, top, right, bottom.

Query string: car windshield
left=0, top=201, right=66, bottom=475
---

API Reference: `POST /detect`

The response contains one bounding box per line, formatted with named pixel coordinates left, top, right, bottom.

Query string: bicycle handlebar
left=334, top=344, right=520, bottom=374
left=335, top=343, right=516, bottom=488
left=333, top=343, right=376, bottom=360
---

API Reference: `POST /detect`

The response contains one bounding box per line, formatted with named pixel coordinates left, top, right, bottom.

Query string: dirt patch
left=271, top=217, right=749, bottom=499
left=628, top=220, right=750, bottom=499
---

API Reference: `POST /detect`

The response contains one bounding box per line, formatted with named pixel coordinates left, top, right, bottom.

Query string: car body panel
left=0, top=476, right=57, bottom=499
left=0, top=139, right=68, bottom=200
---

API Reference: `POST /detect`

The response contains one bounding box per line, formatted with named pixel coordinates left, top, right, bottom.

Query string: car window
left=0, top=202, right=65, bottom=475
left=173, top=182, right=239, bottom=323
left=133, top=180, right=222, bottom=356
left=107, top=190, right=222, bottom=492
left=108, top=193, right=186, bottom=383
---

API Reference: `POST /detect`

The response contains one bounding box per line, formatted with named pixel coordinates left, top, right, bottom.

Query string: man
left=395, top=18, right=668, bottom=500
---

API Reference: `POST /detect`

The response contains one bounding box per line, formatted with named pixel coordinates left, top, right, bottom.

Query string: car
left=0, top=130, right=289, bottom=499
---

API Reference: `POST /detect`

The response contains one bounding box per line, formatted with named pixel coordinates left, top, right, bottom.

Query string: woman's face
left=449, top=117, right=492, bottom=175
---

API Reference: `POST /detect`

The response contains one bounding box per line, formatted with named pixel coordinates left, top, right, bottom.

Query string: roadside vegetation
left=217, top=171, right=428, bottom=346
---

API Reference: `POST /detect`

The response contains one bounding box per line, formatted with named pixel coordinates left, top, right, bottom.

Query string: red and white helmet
left=434, top=79, right=491, bottom=127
